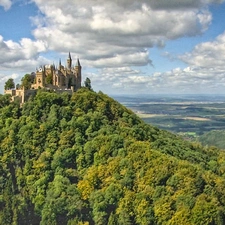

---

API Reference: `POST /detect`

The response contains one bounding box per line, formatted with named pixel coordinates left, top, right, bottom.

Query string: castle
left=4, top=53, right=82, bottom=103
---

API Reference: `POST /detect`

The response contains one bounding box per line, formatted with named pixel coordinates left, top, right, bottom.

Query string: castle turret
left=75, top=58, right=82, bottom=90
left=67, top=52, right=72, bottom=69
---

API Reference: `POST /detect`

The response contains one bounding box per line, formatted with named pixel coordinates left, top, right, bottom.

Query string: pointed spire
left=76, top=58, right=81, bottom=67
left=59, top=58, right=61, bottom=68
left=67, top=52, right=72, bottom=69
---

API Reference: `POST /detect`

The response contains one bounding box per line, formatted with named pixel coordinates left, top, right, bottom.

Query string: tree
left=46, top=73, right=53, bottom=85
left=0, top=94, right=11, bottom=107
left=84, top=77, right=92, bottom=90
left=16, top=84, right=20, bottom=90
left=21, top=74, right=35, bottom=90
left=4, top=78, right=15, bottom=90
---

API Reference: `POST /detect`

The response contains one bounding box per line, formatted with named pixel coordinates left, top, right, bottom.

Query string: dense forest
left=1, top=88, right=225, bottom=224
left=198, top=130, right=225, bottom=150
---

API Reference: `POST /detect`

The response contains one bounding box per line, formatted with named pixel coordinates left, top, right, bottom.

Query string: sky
left=1, top=0, right=225, bottom=95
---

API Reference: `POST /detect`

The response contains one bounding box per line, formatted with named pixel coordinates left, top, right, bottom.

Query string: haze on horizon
left=1, top=0, right=225, bottom=95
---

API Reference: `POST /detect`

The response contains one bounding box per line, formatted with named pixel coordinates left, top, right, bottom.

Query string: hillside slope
left=198, top=130, right=225, bottom=150
left=0, top=89, right=225, bottom=225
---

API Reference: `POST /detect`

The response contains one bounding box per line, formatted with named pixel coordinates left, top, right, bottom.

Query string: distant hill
left=0, top=89, right=225, bottom=224
left=198, top=130, right=225, bottom=150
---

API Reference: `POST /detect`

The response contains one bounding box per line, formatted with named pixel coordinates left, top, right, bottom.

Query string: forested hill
left=1, top=89, right=225, bottom=225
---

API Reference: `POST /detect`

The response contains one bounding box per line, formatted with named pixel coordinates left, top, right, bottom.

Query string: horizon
left=111, top=93, right=225, bottom=103
left=1, top=0, right=225, bottom=95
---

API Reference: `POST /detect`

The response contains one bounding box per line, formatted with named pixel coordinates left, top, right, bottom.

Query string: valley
left=113, top=94, right=225, bottom=140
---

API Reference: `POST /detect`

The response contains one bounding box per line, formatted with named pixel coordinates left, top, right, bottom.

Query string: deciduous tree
left=4, top=78, right=15, bottom=90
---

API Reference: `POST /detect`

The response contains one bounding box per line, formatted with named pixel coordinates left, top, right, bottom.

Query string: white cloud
left=0, top=73, right=19, bottom=83
left=29, top=0, right=215, bottom=69
left=0, top=35, right=48, bottom=71
left=180, top=31, right=225, bottom=69
left=1, top=0, right=225, bottom=95
left=0, top=0, right=219, bottom=71
left=0, top=0, right=12, bottom=10
left=86, top=63, right=225, bottom=95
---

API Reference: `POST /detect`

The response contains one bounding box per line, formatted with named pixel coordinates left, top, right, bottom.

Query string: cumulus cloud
left=0, top=0, right=12, bottom=10
left=87, top=28, right=225, bottom=94
left=1, top=0, right=219, bottom=70
left=1, top=0, right=225, bottom=94
left=147, top=0, right=224, bottom=9
left=88, top=65, right=225, bottom=95
left=179, top=32, right=225, bottom=71
left=0, top=73, right=19, bottom=83
left=30, top=0, right=216, bottom=69
left=0, top=35, right=48, bottom=71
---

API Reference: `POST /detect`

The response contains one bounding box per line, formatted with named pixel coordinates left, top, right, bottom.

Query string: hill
left=1, top=89, right=225, bottom=225
left=198, top=130, right=225, bottom=150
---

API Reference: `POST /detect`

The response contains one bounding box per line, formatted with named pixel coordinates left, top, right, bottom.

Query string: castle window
left=38, top=79, right=41, bottom=84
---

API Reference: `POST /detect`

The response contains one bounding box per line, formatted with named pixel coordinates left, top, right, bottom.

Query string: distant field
left=184, top=117, right=211, bottom=121
left=113, top=94, right=225, bottom=137
left=138, top=114, right=211, bottom=121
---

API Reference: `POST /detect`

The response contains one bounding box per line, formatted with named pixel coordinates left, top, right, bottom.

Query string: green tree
left=21, top=74, right=35, bottom=90
left=0, top=94, right=11, bottom=107
left=108, top=212, right=118, bottom=225
left=16, top=83, right=20, bottom=90
left=4, top=78, right=15, bottom=90
left=84, top=77, right=92, bottom=90
left=46, top=73, right=53, bottom=85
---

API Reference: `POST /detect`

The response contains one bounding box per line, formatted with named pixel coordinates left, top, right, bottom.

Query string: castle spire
left=67, top=52, right=72, bottom=69
left=75, top=58, right=81, bottom=67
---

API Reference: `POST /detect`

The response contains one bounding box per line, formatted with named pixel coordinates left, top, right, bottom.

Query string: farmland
left=113, top=94, right=225, bottom=139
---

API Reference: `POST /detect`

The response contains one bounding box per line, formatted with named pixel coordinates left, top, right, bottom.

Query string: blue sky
left=1, top=0, right=225, bottom=95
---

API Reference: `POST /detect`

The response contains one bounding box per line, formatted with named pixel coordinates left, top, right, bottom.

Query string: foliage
left=1, top=88, right=225, bottom=224
left=198, top=130, right=225, bottom=150
left=21, top=74, right=35, bottom=90
left=84, top=77, right=92, bottom=90
left=46, top=73, right=53, bottom=85
left=4, top=78, right=15, bottom=90
left=0, top=94, right=11, bottom=108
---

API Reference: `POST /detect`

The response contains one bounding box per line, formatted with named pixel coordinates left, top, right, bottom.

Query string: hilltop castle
left=32, top=52, right=81, bottom=90
left=4, top=53, right=82, bottom=103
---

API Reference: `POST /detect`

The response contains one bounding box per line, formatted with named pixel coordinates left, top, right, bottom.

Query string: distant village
left=4, top=53, right=82, bottom=104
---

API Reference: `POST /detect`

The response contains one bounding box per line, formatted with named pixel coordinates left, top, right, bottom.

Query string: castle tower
left=67, top=52, right=72, bottom=69
left=35, top=67, right=45, bottom=88
left=75, top=58, right=82, bottom=90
